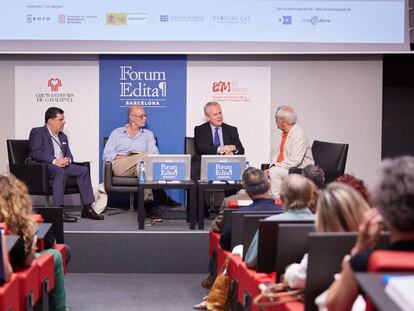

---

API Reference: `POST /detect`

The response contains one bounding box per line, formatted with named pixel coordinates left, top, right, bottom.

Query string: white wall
left=0, top=55, right=382, bottom=195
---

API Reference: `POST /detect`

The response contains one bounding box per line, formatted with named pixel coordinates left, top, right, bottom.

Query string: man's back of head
left=280, top=173, right=312, bottom=209
left=303, top=165, right=325, bottom=188
left=242, top=167, right=270, bottom=199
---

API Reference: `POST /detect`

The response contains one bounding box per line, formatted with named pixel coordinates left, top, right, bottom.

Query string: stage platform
left=61, top=205, right=214, bottom=274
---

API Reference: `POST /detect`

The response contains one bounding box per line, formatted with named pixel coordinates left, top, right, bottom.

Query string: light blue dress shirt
left=102, top=125, right=159, bottom=162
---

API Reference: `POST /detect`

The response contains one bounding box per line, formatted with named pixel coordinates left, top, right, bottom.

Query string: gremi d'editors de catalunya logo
left=48, top=78, right=62, bottom=91
left=35, top=78, right=74, bottom=103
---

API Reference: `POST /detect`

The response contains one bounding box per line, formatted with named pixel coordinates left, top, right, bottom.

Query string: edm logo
left=212, top=81, right=231, bottom=93
left=48, top=78, right=62, bottom=92
left=215, top=164, right=233, bottom=177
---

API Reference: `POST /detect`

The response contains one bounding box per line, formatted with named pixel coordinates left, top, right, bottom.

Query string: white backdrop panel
left=15, top=65, right=100, bottom=188
left=187, top=66, right=271, bottom=168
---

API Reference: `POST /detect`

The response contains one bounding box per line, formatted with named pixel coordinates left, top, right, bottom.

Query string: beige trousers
left=112, top=153, right=153, bottom=201
left=269, top=165, right=289, bottom=197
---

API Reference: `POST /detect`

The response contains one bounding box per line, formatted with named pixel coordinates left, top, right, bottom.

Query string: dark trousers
left=48, top=163, right=95, bottom=207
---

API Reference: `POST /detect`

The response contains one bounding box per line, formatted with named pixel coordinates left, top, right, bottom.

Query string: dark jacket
left=192, top=122, right=245, bottom=180
left=29, top=126, right=73, bottom=164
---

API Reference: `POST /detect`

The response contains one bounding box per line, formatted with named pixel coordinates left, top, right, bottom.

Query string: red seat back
left=0, top=274, right=20, bottom=311
left=16, top=263, right=40, bottom=310
left=368, top=250, right=414, bottom=272
left=35, top=253, right=55, bottom=295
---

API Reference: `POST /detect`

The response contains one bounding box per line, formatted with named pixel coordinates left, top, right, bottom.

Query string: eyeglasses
left=130, top=114, right=147, bottom=119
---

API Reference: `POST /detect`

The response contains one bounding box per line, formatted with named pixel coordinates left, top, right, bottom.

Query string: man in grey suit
left=29, top=107, right=103, bottom=221
left=267, top=105, right=314, bottom=197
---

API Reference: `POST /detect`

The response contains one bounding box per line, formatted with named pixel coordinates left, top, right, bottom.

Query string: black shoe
left=165, top=197, right=181, bottom=207
left=81, top=205, right=104, bottom=220
left=63, top=212, right=77, bottom=223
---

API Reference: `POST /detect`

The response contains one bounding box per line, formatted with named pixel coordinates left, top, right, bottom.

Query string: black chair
left=185, top=136, right=196, bottom=159
left=6, top=139, right=90, bottom=207
left=261, top=140, right=349, bottom=184
left=257, top=221, right=314, bottom=276
left=311, top=140, right=349, bottom=183
left=103, top=137, right=138, bottom=213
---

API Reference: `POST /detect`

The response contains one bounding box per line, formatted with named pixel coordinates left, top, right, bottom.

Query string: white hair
left=275, top=105, right=297, bottom=125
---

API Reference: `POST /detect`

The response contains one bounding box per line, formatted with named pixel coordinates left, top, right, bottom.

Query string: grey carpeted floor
left=65, top=273, right=209, bottom=311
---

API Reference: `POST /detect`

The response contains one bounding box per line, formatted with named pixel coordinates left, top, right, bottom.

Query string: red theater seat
left=16, top=263, right=40, bottom=311
left=366, top=250, right=414, bottom=311
left=36, top=252, right=55, bottom=306
left=54, top=244, right=67, bottom=274
left=32, top=214, right=44, bottom=223
left=0, top=274, right=20, bottom=311
left=368, top=250, right=414, bottom=272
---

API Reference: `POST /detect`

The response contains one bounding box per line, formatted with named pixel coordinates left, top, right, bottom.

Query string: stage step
left=65, top=231, right=209, bottom=273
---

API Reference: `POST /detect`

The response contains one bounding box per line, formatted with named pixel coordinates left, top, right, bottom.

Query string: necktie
left=214, top=127, right=220, bottom=147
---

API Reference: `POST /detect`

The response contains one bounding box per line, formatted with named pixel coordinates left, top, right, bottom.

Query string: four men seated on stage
left=28, top=107, right=103, bottom=221
left=25, top=103, right=315, bottom=222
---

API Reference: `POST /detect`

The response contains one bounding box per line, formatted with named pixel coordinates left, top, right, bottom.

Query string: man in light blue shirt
left=103, top=105, right=162, bottom=217
left=103, top=105, right=158, bottom=176
left=244, top=174, right=315, bottom=269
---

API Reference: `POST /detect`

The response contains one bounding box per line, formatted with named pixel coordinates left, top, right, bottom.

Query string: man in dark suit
left=29, top=107, right=103, bottom=221
left=219, top=167, right=282, bottom=251
left=192, top=101, right=245, bottom=180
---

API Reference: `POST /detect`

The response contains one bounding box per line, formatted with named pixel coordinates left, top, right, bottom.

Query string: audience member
left=302, top=165, right=325, bottom=188
left=29, top=107, right=103, bottom=222
left=219, top=168, right=282, bottom=251
left=326, top=156, right=414, bottom=311
left=284, top=182, right=369, bottom=289
left=267, top=106, right=314, bottom=197
left=335, top=173, right=370, bottom=205
left=244, top=174, right=315, bottom=269
left=211, top=191, right=250, bottom=233
left=0, top=173, right=68, bottom=311
left=0, top=230, right=12, bottom=284
left=302, top=165, right=325, bottom=213
left=199, top=168, right=282, bottom=296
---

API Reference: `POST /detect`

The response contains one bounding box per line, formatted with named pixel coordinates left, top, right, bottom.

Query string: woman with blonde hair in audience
left=0, top=173, right=68, bottom=311
left=283, top=182, right=370, bottom=289
left=326, top=156, right=414, bottom=311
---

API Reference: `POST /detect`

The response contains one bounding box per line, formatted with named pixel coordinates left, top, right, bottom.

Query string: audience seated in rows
left=244, top=173, right=315, bottom=269
left=0, top=173, right=68, bottom=311
left=326, top=156, right=414, bottom=311
left=201, top=167, right=282, bottom=291
left=283, top=182, right=370, bottom=289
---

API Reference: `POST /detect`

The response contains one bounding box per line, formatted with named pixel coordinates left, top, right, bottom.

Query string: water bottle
left=245, top=161, right=250, bottom=171
left=138, top=160, right=146, bottom=184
